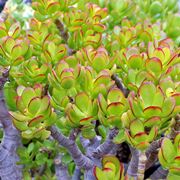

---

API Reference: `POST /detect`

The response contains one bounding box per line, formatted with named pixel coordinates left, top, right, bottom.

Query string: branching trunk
left=127, top=147, right=139, bottom=179
left=49, top=126, right=94, bottom=170
left=92, top=128, right=119, bottom=159
left=0, top=73, right=22, bottom=180
left=150, top=166, right=168, bottom=179
left=111, top=74, right=129, bottom=97
left=72, top=167, right=81, bottom=180
left=137, top=151, right=147, bottom=180
left=145, top=138, right=163, bottom=169
left=54, top=155, right=70, bottom=180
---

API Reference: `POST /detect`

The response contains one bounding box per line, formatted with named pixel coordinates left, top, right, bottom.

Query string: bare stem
left=137, top=151, right=147, bottom=180
left=145, top=138, right=163, bottom=169
left=55, top=19, right=76, bottom=55
left=92, top=128, right=119, bottom=159
left=111, top=74, right=129, bottom=97
left=49, top=126, right=93, bottom=170
left=0, top=72, right=22, bottom=180
left=54, top=155, right=70, bottom=180
left=127, top=147, right=139, bottom=179
left=150, top=166, right=168, bottom=179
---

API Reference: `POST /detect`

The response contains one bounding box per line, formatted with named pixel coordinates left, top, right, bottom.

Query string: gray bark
left=49, top=126, right=94, bottom=170
left=0, top=73, right=22, bottom=180
left=92, top=128, right=119, bottom=159
left=145, top=138, right=163, bottom=169
left=127, top=147, right=139, bottom=179
left=150, top=166, right=168, bottom=179
left=54, top=155, right=70, bottom=180
left=72, top=167, right=81, bottom=180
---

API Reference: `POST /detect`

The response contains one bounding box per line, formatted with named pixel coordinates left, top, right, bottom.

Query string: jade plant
left=0, top=0, right=179, bottom=180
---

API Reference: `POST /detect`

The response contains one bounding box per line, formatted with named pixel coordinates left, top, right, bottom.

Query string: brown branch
left=55, top=19, right=76, bottom=56
left=111, top=74, right=129, bottom=97
left=55, top=19, right=69, bottom=43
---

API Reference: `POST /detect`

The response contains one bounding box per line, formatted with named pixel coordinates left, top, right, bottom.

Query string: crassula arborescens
left=0, top=0, right=179, bottom=180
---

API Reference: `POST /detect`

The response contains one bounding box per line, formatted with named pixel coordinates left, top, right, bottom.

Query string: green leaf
left=145, top=57, right=162, bottom=75
left=75, top=92, right=91, bottom=113
left=92, top=54, right=107, bottom=72
left=102, top=156, right=121, bottom=178
left=143, top=106, right=162, bottom=118
left=107, top=102, right=125, bottom=116
left=113, top=130, right=125, bottom=144
left=138, top=82, right=156, bottom=108
left=81, top=126, right=96, bottom=139
left=61, top=76, right=75, bottom=89
left=98, top=94, right=107, bottom=114
left=107, top=88, right=125, bottom=104
left=10, top=111, right=30, bottom=122
left=4, top=37, right=15, bottom=53
left=94, top=166, right=106, bottom=180
left=61, top=154, right=72, bottom=164
left=21, top=88, right=36, bottom=107
left=13, top=120, right=28, bottom=131
left=150, top=1, right=162, bottom=16
left=28, top=115, right=44, bottom=127
left=11, top=44, right=22, bottom=60
left=3, top=82, right=17, bottom=110
left=27, top=143, right=35, bottom=154
left=8, top=22, right=21, bottom=38
left=28, top=97, right=41, bottom=115
left=66, top=104, right=84, bottom=126
left=47, top=2, right=60, bottom=14
left=161, top=97, right=175, bottom=117
left=0, top=27, right=7, bottom=38
left=147, top=126, right=158, bottom=142
left=144, top=116, right=161, bottom=127
left=161, top=138, right=176, bottom=163
left=130, top=120, right=144, bottom=137
left=128, top=55, right=143, bottom=69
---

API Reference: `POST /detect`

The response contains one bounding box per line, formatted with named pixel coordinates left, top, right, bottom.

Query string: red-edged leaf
left=28, top=115, right=44, bottom=127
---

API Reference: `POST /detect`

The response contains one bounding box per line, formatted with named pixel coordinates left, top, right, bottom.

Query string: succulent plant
left=94, top=156, right=125, bottom=180
left=9, top=84, right=56, bottom=139
left=158, top=134, right=180, bottom=179
left=0, top=0, right=179, bottom=179
left=98, top=88, right=128, bottom=127
left=128, top=81, right=176, bottom=127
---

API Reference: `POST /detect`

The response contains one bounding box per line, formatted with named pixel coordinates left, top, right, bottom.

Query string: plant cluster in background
left=0, top=0, right=179, bottom=180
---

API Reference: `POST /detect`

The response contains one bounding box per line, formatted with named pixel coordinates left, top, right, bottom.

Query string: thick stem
left=55, top=19, right=76, bottom=55
left=72, top=167, right=81, bottom=180
left=137, top=151, right=147, bottom=180
left=111, top=74, right=129, bottom=97
left=54, top=155, right=70, bottom=180
left=92, top=128, right=119, bottom=159
left=127, top=147, right=139, bottom=179
left=49, top=126, right=93, bottom=170
left=0, top=73, right=22, bottom=180
left=150, top=166, right=168, bottom=179
left=145, top=151, right=158, bottom=170
left=145, top=138, right=163, bottom=169
left=84, top=169, right=96, bottom=180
